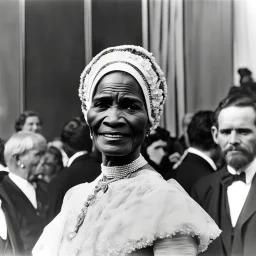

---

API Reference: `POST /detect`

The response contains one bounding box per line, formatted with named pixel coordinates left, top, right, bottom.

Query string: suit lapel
left=230, top=170, right=256, bottom=256
left=2, top=177, right=37, bottom=212
left=0, top=195, right=25, bottom=254
left=220, top=167, right=233, bottom=255
left=201, top=167, right=232, bottom=254
left=238, top=172, right=256, bottom=228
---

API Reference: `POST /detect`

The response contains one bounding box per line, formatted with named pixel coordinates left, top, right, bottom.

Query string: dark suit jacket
left=173, top=152, right=215, bottom=194
left=191, top=166, right=256, bottom=256
left=47, top=153, right=101, bottom=221
left=0, top=171, right=8, bottom=183
left=0, top=190, right=24, bottom=256
left=0, top=176, right=48, bottom=255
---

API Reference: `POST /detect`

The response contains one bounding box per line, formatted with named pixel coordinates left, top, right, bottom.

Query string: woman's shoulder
left=113, top=170, right=221, bottom=253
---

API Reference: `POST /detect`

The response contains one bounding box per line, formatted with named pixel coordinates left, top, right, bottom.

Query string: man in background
left=0, top=132, right=48, bottom=255
left=47, top=116, right=101, bottom=221
left=170, top=111, right=218, bottom=194
left=191, top=92, right=256, bottom=256
left=0, top=138, right=24, bottom=256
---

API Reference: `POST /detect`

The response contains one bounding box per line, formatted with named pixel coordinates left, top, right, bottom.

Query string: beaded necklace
left=101, top=154, right=148, bottom=179
left=66, top=154, right=147, bottom=241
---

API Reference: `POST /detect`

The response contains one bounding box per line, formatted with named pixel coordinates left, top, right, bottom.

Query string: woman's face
left=22, top=116, right=42, bottom=133
left=87, top=72, right=149, bottom=159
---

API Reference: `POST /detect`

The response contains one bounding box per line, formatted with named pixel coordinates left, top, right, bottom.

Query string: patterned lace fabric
left=33, top=170, right=221, bottom=256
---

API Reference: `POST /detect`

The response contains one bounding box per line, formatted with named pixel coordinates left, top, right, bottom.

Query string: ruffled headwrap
left=78, top=45, right=167, bottom=130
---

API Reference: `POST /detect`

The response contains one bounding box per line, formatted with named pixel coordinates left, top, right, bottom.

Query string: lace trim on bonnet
left=78, top=45, right=168, bottom=131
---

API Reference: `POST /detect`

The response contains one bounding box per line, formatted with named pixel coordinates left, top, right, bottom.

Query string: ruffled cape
left=33, top=170, right=221, bottom=256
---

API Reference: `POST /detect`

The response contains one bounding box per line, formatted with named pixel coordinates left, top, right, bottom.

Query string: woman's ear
left=88, top=125, right=93, bottom=140
left=145, top=122, right=152, bottom=137
left=13, top=154, right=20, bottom=164
left=13, top=154, right=25, bottom=169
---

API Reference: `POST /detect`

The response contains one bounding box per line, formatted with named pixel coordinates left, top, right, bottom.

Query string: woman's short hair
left=4, top=131, right=47, bottom=167
left=15, top=110, right=42, bottom=132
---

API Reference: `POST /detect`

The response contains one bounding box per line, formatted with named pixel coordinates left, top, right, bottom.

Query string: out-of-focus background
left=0, top=0, right=255, bottom=141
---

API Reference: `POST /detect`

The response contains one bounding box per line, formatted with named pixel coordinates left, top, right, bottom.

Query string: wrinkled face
left=19, top=145, right=46, bottom=180
left=87, top=72, right=149, bottom=158
left=22, top=116, right=42, bottom=133
left=212, top=106, right=256, bottom=170
left=146, top=139, right=167, bottom=165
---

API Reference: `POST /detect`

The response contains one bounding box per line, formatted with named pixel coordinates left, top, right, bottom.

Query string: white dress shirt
left=0, top=200, right=7, bottom=240
left=66, top=151, right=88, bottom=167
left=0, top=163, right=7, bottom=172
left=227, top=158, right=256, bottom=227
left=187, top=147, right=217, bottom=170
left=9, top=173, right=37, bottom=209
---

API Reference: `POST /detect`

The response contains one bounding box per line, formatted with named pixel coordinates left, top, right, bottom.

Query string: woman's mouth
left=98, top=133, right=129, bottom=140
left=102, top=134, right=125, bottom=138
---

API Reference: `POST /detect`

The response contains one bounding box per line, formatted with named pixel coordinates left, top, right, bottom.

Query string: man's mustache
left=224, top=146, right=246, bottom=155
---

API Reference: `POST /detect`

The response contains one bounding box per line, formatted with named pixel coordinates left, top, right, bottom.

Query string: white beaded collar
left=101, top=154, right=148, bottom=179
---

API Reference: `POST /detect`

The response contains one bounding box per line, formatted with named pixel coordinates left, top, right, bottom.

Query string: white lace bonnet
left=78, top=45, right=167, bottom=130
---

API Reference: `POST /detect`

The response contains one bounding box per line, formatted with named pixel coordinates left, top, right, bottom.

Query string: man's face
left=212, top=106, right=256, bottom=170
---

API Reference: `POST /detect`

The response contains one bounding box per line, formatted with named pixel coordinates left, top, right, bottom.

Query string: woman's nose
left=103, top=107, right=125, bottom=127
left=32, top=124, right=41, bottom=131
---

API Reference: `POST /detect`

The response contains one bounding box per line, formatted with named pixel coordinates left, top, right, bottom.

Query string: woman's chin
left=98, top=145, right=132, bottom=157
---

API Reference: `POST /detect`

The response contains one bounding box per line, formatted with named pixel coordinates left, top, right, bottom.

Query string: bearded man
left=191, top=91, right=256, bottom=256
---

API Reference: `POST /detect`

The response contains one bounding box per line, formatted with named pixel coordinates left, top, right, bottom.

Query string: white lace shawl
left=33, top=170, right=221, bottom=256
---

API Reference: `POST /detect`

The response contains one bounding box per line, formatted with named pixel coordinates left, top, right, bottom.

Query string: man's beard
left=224, top=146, right=255, bottom=170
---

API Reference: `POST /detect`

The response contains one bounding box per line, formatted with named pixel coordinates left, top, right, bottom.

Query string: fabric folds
left=33, top=170, right=221, bottom=256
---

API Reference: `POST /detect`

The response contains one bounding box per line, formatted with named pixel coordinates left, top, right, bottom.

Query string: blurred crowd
left=1, top=67, right=256, bottom=255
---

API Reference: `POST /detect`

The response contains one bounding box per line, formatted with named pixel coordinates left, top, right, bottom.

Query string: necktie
left=222, top=171, right=246, bottom=187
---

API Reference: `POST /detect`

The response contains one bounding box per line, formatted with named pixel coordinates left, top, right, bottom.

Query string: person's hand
left=168, top=152, right=181, bottom=163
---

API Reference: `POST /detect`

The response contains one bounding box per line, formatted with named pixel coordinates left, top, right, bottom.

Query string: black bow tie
left=222, top=171, right=246, bottom=187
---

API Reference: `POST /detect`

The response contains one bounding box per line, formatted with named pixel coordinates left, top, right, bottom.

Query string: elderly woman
left=15, top=110, right=43, bottom=134
left=33, top=45, right=220, bottom=256
left=0, top=132, right=48, bottom=255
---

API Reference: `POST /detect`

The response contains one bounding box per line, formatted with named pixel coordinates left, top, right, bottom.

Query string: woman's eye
left=94, top=102, right=107, bottom=108
left=125, top=104, right=140, bottom=110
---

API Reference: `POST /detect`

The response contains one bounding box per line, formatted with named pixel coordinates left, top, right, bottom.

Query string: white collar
left=9, top=172, right=30, bottom=187
left=187, top=147, right=217, bottom=171
left=0, top=163, right=7, bottom=172
left=8, top=172, right=37, bottom=208
left=0, top=199, right=7, bottom=240
left=67, top=151, right=88, bottom=167
left=227, top=157, right=256, bottom=184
